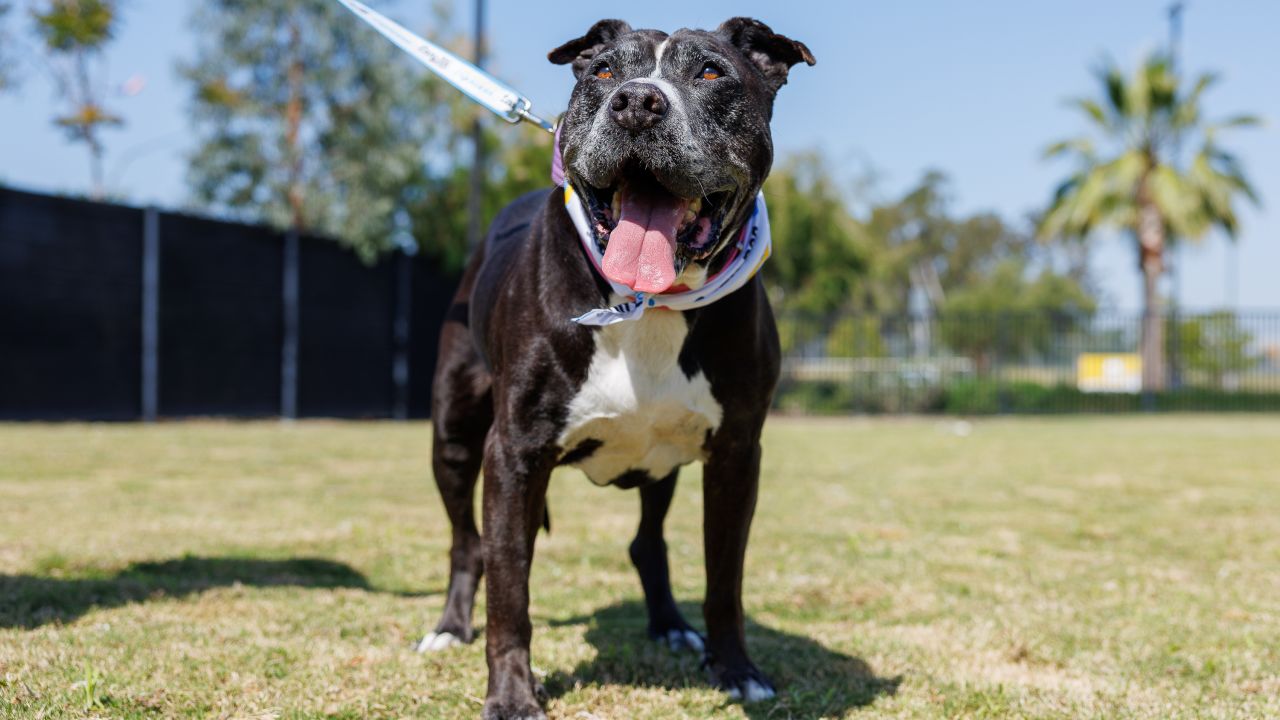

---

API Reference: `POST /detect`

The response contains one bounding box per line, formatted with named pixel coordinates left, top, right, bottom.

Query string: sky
left=1, top=0, right=1276, bottom=311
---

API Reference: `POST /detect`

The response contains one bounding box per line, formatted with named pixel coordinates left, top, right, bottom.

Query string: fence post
left=140, top=207, right=160, bottom=422
left=995, top=312, right=1009, bottom=414
left=281, top=229, right=300, bottom=420
left=391, top=250, right=413, bottom=421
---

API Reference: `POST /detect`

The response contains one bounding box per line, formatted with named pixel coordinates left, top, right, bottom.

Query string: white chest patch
left=558, top=310, right=722, bottom=486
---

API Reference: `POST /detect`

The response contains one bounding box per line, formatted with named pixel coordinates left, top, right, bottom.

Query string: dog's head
left=551, top=18, right=814, bottom=294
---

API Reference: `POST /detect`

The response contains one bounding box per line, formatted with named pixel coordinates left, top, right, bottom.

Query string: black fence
left=5, top=187, right=1278, bottom=420
left=775, top=310, right=1280, bottom=414
left=0, top=186, right=457, bottom=420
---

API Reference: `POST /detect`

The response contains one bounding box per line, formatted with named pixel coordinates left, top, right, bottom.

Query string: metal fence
left=0, top=186, right=457, bottom=421
left=775, top=310, right=1280, bottom=414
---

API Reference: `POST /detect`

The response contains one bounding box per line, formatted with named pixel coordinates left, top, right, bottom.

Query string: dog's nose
left=608, top=83, right=668, bottom=132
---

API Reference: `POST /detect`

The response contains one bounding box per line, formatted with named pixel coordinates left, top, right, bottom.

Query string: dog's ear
left=715, top=17, right=815, bottom=92
left=548, top=19, right=633, bottom=78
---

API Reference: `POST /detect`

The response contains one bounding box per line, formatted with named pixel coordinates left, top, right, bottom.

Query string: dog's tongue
left=602, top=191, right=686, bottom=294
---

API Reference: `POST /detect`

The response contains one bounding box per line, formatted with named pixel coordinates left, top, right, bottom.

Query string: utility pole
left=465, top=0, right=487, bottom=252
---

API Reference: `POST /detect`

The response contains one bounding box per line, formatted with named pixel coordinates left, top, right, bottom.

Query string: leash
left=564, top=185, right=773, bottom=326
left=333, top=0, right=555, bottom=133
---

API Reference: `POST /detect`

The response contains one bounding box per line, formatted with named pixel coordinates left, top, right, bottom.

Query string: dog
left=419, top=18, right=814, bottom=720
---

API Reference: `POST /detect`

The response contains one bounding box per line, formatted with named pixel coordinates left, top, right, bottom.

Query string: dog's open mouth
left=577, top=166, right=734, bottom=294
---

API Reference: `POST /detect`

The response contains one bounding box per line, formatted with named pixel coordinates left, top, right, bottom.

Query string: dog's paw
left=711, top=664, right=777, bottom=703
left=726, top=676, right=776, bottom=702
left=481, top=699, right=546, bottom=720
left=415, top=630, right=463, bottom=653
left=658, top=628, right=706, bottom=654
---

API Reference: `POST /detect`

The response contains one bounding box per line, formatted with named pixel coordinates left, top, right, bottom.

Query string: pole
left=465, top=0, right=487, bottom=252
left=392, top=250, right=413, bottom=420
left=281, top=229, right=300, bottom=420
left=141, top=207, right=160, bottom=422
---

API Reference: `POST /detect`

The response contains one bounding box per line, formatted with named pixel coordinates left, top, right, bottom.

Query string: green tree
left=184, top=0, right=439, bottom=258
left=31, top=0, right=122, bottom=198
left=1176, top=311, right=1258, bottom=389
left=865, top=171, right=1093, bottom=311
left=0, top=2, right=16, bottom=91
left=761, top=153, right=879, bottom=356
left=864, top=170, right=952, bottom=315
left=940, top=260, right=1096, bottom=373
left=1039, top=54, right=1261, bottom=390
left=762, top=152, right=874, bottom=315
left=183, top=0, right=555, bottom=265
left=853, top=171, right=1097, bottom=367
left=406, top=118, right=555, bottom=272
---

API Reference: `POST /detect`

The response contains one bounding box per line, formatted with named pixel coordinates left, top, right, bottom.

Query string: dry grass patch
left=2, top=416, right=1278, bottom=718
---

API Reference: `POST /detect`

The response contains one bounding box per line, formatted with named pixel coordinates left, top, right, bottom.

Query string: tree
left=184, top=0, right=555, bottom=264
left=405, top=116, right=555, bottom=272
left=762, top=152, right=874, bottom=315
left=185, top=0, right=440, bottom=258
left=864, top=170, right=952, bottom=315
left=759, top=153, right=879, bottom=357
left=0, top=2, right=17, bottom=91
left=1039, top=53, right=1260, bottom=390
left=31, top=0, right=122, bottom=198
left=853, top=171, right=1096, bottom=366
left=864, top=171, right=1094, bottom=311
left=1176, top=311, right=1258, bottom=389
left=940, top=260, right=1096, bottom=374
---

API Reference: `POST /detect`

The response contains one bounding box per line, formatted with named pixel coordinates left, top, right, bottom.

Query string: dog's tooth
left=611, top=193, right=621, bottom=218
left=683, top=209, right=696, bottom=225
left=689, top=198, right=703, bottom=214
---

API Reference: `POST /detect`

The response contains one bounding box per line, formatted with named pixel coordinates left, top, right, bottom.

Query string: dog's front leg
left=702, top=433, right=775, bottom=702
left=481, top=431, right=553, bottom=720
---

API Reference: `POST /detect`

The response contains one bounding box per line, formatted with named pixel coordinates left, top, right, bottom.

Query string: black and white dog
left=419, top=18, right=813, bottom=720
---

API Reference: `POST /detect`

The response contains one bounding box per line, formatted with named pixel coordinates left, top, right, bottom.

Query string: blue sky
left=1, top=0, right=1276, bottom=310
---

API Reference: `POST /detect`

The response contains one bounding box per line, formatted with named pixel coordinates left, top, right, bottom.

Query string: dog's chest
left=558, top=310, right=722, bottom=486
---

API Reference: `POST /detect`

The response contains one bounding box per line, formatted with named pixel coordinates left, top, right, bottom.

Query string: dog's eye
left=595, top=64, right=613, bottom=80
left=700, top=64, right=722, bottom=81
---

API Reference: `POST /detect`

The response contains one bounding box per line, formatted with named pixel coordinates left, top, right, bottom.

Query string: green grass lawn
left=1, top=417, right=1277, bottom=719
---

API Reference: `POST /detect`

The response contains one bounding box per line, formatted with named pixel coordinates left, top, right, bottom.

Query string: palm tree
left=1039, top=53, right=1260, bottom=391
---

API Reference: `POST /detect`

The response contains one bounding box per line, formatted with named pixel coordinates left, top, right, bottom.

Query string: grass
left=1, top=416, right=1277, bottom=719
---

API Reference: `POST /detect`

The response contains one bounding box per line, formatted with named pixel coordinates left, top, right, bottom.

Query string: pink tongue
left=601, top=192, right=685, bottom=294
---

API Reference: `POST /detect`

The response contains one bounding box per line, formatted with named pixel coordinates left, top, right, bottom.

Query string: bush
left=940, top=379, right=1280, bottom=414
left=775, top=377, right=1280, bottom=415
left=773, top=380, right=945, bottom=415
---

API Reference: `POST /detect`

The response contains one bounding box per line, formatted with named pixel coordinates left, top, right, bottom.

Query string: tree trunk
left=285, top=20, right=305, bottom=231
left=75, top=49, right=105, bottom=200
left=1136, top=189, right=1167, bottom=392
left=87, top=139, right=103, bottom=198
left=89, top=136, right=104, bottom=200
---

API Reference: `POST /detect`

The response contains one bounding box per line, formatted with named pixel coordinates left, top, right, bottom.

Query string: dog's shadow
left=546, top=600, right=900, bottom=719
left=0, top=555, right=405, bottom=629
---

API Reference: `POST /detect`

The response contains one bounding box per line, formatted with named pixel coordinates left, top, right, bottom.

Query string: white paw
left=416, top=631, right=462, bottom=652
left=726, top=678, right=776, bottom=702
left=662, top=628, right=705, bottom=653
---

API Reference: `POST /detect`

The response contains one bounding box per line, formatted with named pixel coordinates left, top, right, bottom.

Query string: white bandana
left=564, top=184, right=773, bottom=326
